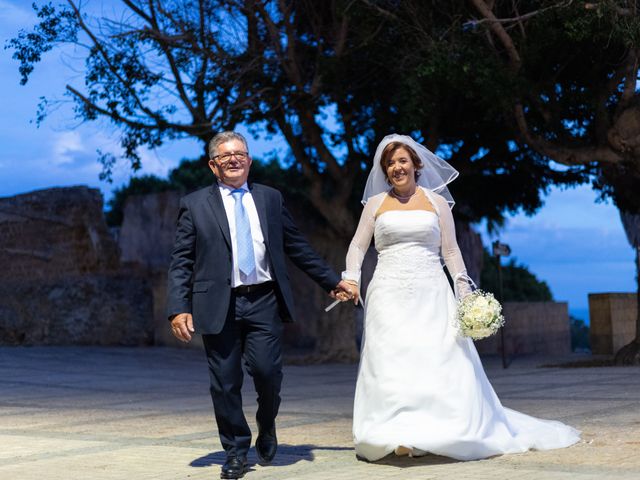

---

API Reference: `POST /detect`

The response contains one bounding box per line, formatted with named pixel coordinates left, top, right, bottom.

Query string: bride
left=338, top=134, right=580, bottom=462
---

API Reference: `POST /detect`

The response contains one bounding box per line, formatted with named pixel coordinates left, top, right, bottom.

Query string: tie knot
left=231, top=189, right=245, bottom=201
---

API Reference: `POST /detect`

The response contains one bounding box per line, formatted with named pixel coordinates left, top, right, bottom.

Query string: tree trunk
left=281, top=192, right=359, bottom=363
left=614, top=212, right=640, bottom=365
left=284, top=233, right=359, bottom=364
left=454, top=219, right=484, bottom=286
left=312, top=239, right=359, bottom=363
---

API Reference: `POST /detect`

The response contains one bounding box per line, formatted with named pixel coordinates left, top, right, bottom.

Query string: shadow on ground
left=367, top=453, right=461, bottom=468
left=191, top=444, right=354, bottom=468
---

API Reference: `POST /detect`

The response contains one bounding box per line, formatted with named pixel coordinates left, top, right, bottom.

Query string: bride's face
left=386, top=147, right=416, bottom=190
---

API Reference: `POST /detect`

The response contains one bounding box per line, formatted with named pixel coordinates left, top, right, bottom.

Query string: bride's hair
left=379, top=142, right=424, bottom=184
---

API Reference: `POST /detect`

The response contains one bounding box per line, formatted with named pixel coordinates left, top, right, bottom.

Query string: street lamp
left=492, top=240, right=511, bottom=369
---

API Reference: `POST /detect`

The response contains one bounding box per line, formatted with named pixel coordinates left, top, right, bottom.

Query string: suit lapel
left=206, top=184, right=232, bottom=249
left=250, top=183, right=270, bottom=245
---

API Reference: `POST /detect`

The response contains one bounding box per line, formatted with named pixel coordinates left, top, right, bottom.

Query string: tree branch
left=144, top=2, right=200, bottom=121
left=465, top=1, right=573, bottom=28
left=617, top=48, right=640, bottom=116
left=514, top=102, right=623, bottom=166
left=66, top=84, right=217, bottom=135
left=66, top=0, right=165, bottom=124
left=468, top=0, right=521, bottom=70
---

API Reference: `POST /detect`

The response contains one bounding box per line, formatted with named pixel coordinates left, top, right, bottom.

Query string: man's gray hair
left=208, top=131, right=249, bottom=159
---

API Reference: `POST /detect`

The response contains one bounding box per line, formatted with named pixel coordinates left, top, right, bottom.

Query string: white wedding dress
left=344, top=188, right=580, bottom=462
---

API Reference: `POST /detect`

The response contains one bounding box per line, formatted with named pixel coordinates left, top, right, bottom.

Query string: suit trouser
left=202, top=288, right=284, bottom=458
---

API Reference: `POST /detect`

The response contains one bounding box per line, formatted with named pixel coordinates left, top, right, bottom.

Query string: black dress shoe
left=220, top=456, right=247, bottom=479
left=256, top=426, right=277, bottom=464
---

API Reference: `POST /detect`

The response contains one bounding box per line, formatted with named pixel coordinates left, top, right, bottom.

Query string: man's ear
left=208, top=159, right=219, bottom=177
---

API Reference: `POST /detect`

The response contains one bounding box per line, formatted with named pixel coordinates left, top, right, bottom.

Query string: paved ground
left=1, top=346, right=639, bottom=480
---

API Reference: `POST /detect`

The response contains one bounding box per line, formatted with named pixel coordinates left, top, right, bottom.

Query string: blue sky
left=0, top=0, right=636, bottom=322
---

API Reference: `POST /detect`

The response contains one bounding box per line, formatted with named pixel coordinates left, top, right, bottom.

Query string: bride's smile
left=385, top=147, right=417, bottom=192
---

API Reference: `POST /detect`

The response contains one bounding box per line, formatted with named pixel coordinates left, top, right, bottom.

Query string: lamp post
left=492, top=240, right=511, bottom=369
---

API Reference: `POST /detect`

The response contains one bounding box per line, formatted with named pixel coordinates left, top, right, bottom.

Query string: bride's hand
left=334, top=280, right=360, bottom=305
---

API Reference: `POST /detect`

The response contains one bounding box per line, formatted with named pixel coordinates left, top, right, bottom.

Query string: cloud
left=534, top=261, right=635, bottom=307
left=482, top=222, right=635, bottom=308
left=480, top=184, right=636, bottom=309
left=52, top=131, right=86, bottom=165
left=494, top=223, right=632, bottom=264
left=0, top=1, right=36, bottom=34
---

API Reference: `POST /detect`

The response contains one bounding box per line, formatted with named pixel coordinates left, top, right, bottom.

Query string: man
left=167, top=131, right=353, bottom=479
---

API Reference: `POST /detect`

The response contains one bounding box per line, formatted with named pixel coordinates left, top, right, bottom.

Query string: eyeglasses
left=212, top=151, right=249, bottom=164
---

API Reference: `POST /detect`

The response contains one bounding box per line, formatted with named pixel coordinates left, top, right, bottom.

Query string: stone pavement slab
left=0, top=347, right=639, bottom=479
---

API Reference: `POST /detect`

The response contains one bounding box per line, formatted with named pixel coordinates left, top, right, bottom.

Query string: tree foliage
left=105, top=155, right=316, bottom=226
left=8, top=0, right=592, bottom=235
left=570, top=317, right=590, bottom=353
left=10, top=0, right=639, bottom=360
left=106, top=174, right=172, bottom=226
left=480, top=249, right=553, bottom=302
left=459, top=0, right=640, bottom=361
left=377, top=0, right=640, bottom=359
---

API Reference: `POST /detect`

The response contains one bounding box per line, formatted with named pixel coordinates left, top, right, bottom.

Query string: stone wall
left=0, top=186, right=119, bottom=278
left=474, top=301, right=571, bottom=355
left=0, top=185, right=487, bottom=351
left=0, top=187, right=153, bottom=345
left=119, top=191, right=181, bottom=270
left=117, top=192, right=202, bottom=349
left=589, top=293, right=637, bottom=354
left=0, top=274, right=152, bottom=345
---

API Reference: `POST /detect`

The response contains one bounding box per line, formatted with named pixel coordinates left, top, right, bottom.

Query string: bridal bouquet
left=456, top=290, right=504, bottom=340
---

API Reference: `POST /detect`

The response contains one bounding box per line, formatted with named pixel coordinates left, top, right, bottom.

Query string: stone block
left=0, top=273, right=153, bottom=345
left=474, top=301, right=571, bottom=356
left=151, top=270, right=203, bottom=350
left=589, top=293, right=637, bottom=355
left=119, top=191, right=181, bottom=270
left=0, top=187, right=153, bottom=346
left=0, top=186, right=119, bottom=279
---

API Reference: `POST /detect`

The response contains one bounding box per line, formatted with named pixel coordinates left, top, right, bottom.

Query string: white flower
left=455, top=290, right=504, bottom=340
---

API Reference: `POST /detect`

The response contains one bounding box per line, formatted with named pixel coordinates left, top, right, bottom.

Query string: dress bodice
left=373, top=210, right=442, bottom=280
left=343, top=188, right=472, bottom=298
left=374, top=210, right=440, bottom=253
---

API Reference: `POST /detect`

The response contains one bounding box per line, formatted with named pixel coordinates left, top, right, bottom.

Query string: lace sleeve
left=343, top=194, right=385, bottom=284
left=432, top=193, right=473, bottom=299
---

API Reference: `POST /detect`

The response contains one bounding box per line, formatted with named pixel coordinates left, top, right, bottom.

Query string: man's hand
left=331, top=280, right=360, bottom=305
left=170, top=313, right=194, bottom=342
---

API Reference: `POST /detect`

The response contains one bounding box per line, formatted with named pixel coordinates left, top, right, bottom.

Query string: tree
left=9, top=0, right=383, bottom=361
left=105, top=155, right=314, bottom=226
left=8, top=0, right=597, bottom=361
left=106, top=174, right=172, bottom=226
left=616, top=211, right=640, bottom=363
left=462, top=0, right=640, bottom=363
left=570, top=317, right=590, bottom=352
left=335, top=1, right=588, bottom=229
left=480, top=250, right=553, bottom=302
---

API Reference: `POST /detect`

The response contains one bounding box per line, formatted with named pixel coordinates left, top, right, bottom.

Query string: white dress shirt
left=218, top=182, right=273, bottom=287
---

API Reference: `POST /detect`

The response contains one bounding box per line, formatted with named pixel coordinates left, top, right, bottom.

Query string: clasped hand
left=331, top=279, right=360, bottom=305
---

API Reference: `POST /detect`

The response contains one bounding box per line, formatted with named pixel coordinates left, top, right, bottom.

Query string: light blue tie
left=231, top=189, right=256, bottom=276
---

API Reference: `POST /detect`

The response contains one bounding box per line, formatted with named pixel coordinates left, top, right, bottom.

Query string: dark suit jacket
left=167, top=182, right=340, bottom=335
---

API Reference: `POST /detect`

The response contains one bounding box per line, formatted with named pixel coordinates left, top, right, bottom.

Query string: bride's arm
left=434, top=194, right=473, bottom=299
left=342, top=195, right=381, bottom=286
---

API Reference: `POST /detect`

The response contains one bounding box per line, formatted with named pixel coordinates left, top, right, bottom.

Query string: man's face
left=208, top=139, right=252, bottom=188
